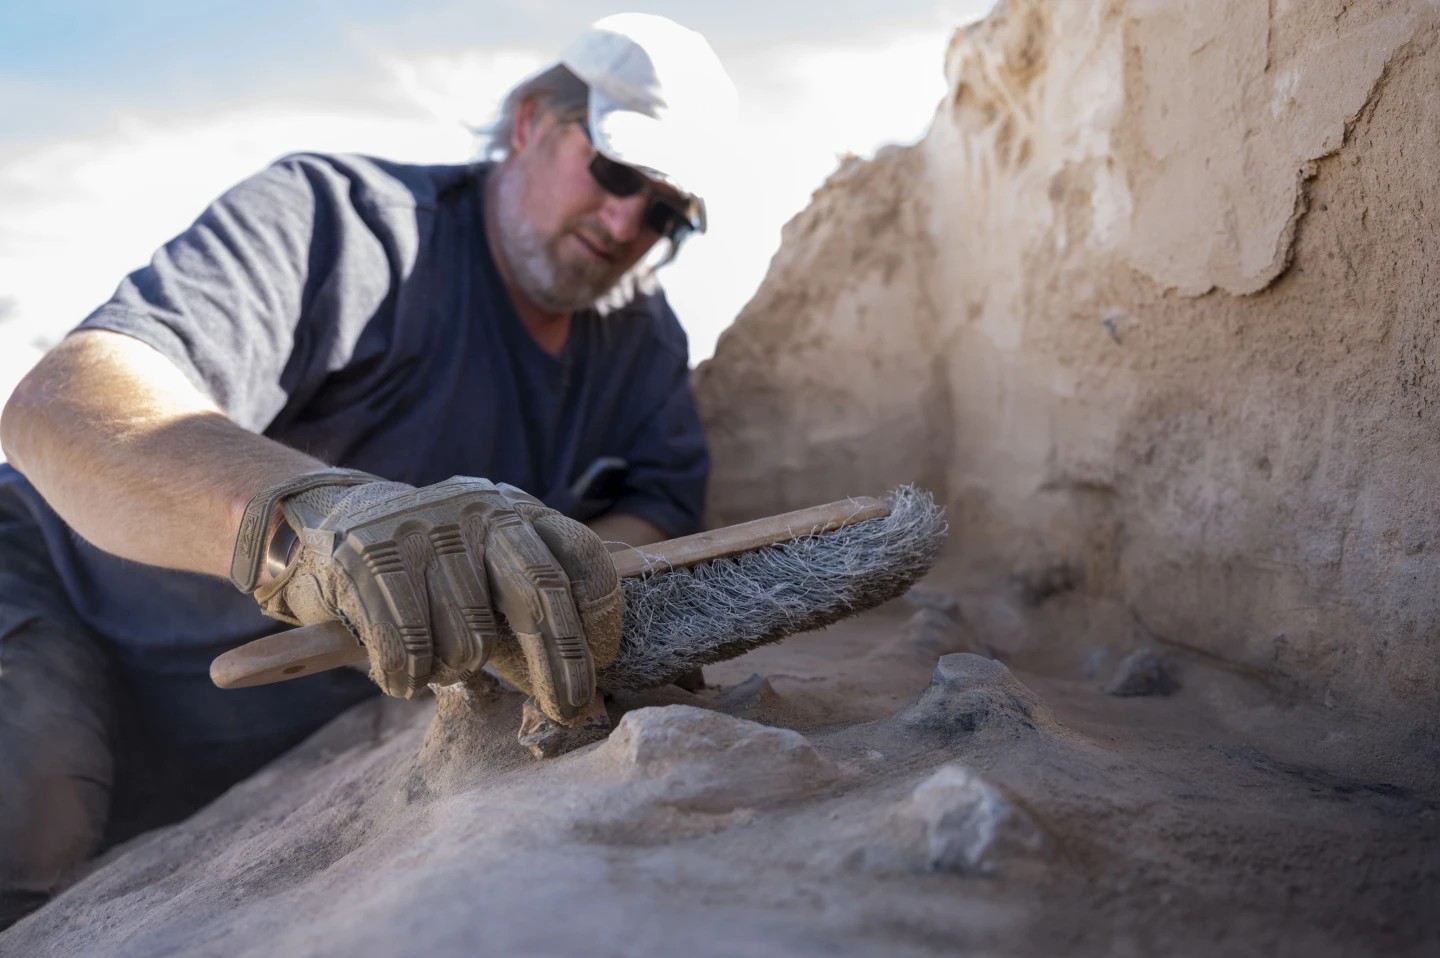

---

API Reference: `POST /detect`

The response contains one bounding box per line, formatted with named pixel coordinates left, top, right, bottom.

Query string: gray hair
left=480, top=64, right=590, bottom=160
left=478, top=64, right=684, bottom=313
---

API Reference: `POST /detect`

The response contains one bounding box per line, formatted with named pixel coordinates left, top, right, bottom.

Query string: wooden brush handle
left=210, top=496, right=889, bottom=690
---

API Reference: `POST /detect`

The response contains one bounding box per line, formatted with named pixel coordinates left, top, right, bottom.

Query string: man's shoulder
left=252, top=152, right=483, bottom=215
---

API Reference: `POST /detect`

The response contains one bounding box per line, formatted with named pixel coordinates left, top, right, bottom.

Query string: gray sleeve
left=76, top=156, right=394, bottom=434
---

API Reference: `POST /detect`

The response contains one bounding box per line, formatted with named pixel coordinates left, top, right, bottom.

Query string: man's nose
left=597, top=192, right=648, bottom=244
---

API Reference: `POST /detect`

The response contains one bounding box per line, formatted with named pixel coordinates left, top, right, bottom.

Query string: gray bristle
left=598, top=486, right=948, bottom=693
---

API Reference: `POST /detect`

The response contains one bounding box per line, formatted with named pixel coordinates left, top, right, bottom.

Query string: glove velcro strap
left=229, top=468, right=378, bottom=593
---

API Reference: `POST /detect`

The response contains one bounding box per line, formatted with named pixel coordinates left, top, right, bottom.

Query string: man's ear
left=510, top=96, right=545, bottom=155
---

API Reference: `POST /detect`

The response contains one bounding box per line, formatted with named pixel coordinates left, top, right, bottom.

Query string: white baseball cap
left=559, top=13, right=738, bottom=233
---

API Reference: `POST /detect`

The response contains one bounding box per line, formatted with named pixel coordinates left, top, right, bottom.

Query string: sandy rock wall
left=697, top=147, right=950, bottom=514
left=695, top=0, right=1440, bottom=722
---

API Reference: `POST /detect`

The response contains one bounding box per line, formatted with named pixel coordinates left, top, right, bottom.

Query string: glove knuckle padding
left=339, top=522, right=432, bottom=698
left=484, top=511, right=595, bottom=721
left=331, top=483, right=508, bottom=697
left=524, top=510, right=624, bottom=669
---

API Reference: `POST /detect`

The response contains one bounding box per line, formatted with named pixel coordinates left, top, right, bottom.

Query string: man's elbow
left=0, top=357, right=52, bottom=471
left=0, top=332, right=102, bottom=472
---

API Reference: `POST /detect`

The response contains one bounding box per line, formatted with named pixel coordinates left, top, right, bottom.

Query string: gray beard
left=491, top=164, right=635, bottom=314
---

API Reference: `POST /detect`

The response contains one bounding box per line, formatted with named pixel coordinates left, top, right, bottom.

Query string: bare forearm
left=0, top=330, right=324, bottom=578
left=588, top=512, right=667, bottom=549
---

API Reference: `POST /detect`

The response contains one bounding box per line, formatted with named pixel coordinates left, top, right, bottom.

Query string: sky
left=0, top=0, right=995, bottom=405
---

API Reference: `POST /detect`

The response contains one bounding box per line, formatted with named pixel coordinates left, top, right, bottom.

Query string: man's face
left=491, top=105, right=678, bottom=314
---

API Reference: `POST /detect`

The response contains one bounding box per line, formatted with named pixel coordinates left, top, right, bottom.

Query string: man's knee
left=0, top=619, right=116, bottom=923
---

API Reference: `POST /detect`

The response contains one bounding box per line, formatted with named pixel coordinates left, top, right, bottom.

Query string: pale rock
left=591, top=705, right=840, bottom=812
left=910, top=763, right=1048, bottom=874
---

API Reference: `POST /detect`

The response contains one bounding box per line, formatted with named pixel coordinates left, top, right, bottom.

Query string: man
left=0, top=13, right=736, bottom=928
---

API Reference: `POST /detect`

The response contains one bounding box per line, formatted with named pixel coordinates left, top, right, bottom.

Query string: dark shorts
left=0, top=492, right=375, bottom=927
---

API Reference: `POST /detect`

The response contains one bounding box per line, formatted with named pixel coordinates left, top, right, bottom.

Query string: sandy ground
left=5, top=554, right=1436, bottom=957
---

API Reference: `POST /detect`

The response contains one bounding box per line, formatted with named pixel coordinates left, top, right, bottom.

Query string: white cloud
left=666, top=28, right=953, bottom=359
left=381, top=48, right=548, bottom=132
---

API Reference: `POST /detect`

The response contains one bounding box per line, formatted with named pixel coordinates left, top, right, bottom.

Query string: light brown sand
left=4, top=568, right=1436, bottom=956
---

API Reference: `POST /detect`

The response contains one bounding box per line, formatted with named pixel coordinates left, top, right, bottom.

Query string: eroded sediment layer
left=696, top=0, right=1440, bottom=723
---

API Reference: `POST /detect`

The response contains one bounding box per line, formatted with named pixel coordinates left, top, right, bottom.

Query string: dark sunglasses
left=577, top=123, right=695, bottom=241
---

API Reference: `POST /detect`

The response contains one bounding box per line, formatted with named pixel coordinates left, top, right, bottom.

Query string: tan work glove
left=229, top=470, right=622, bottom=724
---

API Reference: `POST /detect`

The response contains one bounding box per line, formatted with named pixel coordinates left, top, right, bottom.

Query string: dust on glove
left=232, top=472, right=622, bottom=724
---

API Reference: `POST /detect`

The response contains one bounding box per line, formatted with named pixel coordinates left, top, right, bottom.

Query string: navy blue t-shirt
left=0, top=153, right=707, bottom=742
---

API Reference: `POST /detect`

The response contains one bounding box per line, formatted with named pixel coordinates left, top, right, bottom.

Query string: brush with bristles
left=210, top=486, right=947, bottom=693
